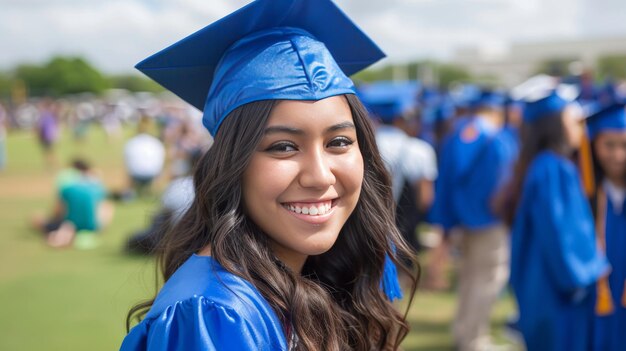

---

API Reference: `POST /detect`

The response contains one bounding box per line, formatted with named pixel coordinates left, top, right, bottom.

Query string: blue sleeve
left=530, top=156, right=609, bottom=293
left=120, top=297, right=286, bottom=351
left=428, top=137, right=456, bottom=230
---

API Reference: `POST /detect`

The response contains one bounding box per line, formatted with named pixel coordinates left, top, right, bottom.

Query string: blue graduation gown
left=510, top=151, right=609, bottom=351
left=593, top=194, right=626, bottom=351
left=120, top=254, right=289, bottom=351
left=429, top=118, right=518, bottom=230
left=120, top=254, right=402, bottom=350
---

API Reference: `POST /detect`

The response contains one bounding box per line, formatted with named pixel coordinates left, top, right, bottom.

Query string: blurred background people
left=359, top=81, right=438, bottom=256
left=36, top=99, right=60, bottom=168
left=429, top=90, right=518, bottom=351
left=32, top=158, right=114, bottom=248
left=586, top=103, right=626, bottom=351
left=123, top=115, right=165, bottom=198
left=505, top=90, right=610, bottom=351
left=125, top=149, right=200, bottom=255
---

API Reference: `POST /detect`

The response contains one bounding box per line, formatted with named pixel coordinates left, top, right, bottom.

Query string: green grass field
left=0, top=126, right=520, bottom=350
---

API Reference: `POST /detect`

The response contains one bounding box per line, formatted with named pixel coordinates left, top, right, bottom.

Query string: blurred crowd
left=2, top=68, right=625, bottom=350
left=0, top=90, right=210, bottom=250
left=356, top=69, right=626, bottom=351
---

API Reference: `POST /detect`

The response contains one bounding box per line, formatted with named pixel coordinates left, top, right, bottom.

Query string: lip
left=281, top=198, right=338, bottom=225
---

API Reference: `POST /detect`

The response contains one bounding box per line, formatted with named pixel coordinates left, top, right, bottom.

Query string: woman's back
left=510, top=150, right=609, bottom=351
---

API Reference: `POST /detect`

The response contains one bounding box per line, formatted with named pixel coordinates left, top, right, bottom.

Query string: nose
left=298, top=148, right=336, bottom=189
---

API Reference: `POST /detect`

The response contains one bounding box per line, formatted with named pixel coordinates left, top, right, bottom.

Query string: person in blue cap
left=504, top=90, right=610, bottom=351
left=428, top=89, right=517, bottom=351
left=358, top=81, right=437, bottom=253
left=586, top=103, right=626, bottom=351
left=120, top=1, right=417, bottom=350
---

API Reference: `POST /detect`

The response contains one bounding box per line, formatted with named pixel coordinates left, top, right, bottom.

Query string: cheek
left=243, top=157, right=297, bottom=207
left=335, top=151, right=364, bottom=194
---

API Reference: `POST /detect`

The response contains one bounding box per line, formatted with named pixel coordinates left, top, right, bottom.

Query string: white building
left=454, top=36, right=626, bottom=87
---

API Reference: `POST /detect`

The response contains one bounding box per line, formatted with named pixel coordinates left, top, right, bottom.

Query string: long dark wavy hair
left=127, top=94, right=419, bottom=350
left=501, top=112, right=572, bottom=225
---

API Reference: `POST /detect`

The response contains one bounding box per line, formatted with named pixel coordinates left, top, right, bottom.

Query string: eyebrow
left=264, top=121, right=355, bottom=135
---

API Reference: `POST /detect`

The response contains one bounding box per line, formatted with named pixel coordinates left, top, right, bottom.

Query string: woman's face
left=242, top=96, right=364, bottom=272
left=562, top=104, right=585, bottom=149
left=594, top=130, right=626, bottom=184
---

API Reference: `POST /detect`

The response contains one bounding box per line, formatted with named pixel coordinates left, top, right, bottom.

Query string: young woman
left=586, top=103, right=626, bottom=351
left=120, top=0, right=417, bottom=350
left=504, top=91, right=609, bottom=351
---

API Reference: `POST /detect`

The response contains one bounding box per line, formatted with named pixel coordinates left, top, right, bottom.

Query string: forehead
left=267, top=96, right=353, bottom=127
left=596, top=130, right=626, bottom=141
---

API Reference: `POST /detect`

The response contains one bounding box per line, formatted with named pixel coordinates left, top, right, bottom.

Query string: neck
left=606, top=176, right=626, bottom=189
left=478, top=112, right=503, bottom=129
left=271, top=244, right=307, bottom=274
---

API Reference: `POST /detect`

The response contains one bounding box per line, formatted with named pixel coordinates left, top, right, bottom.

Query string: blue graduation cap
left=357, top=81, right=419, bottom=122
left=523, top=90, right=577, bottom=123
left=586, top=103, right=626, bottom=139
left=135, top=0, right=385, bottom=136
left=471, top=90, right=505, bottom=110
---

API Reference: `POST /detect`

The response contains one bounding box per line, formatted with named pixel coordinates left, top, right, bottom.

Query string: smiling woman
left=243, top=97, right=364, bottom=273
left=121, top=0, right=418, bottom=350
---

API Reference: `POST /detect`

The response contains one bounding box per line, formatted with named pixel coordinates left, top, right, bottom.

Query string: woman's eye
left=266, top=142, right=298, bottom=153
left=327, top=137, right=354, bottom=148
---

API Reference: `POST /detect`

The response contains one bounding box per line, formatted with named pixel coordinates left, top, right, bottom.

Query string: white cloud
left=0, top=0, right=624, bottom=73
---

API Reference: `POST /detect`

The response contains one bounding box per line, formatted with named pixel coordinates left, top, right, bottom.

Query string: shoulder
left=123, top=255, right=287, bottom=350
left=528, top=151, right=576, bottom=178
left=524, top=151, right=581, bottom=195
left=147, top=255, right=278, bottom=324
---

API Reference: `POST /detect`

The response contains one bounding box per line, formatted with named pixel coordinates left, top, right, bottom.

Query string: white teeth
left=284, top=201, right=334, bottom=216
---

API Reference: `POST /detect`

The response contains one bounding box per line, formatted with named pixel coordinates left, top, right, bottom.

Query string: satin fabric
left=120, top=254, right=402, bottom=350
left=120, top=255, right=288, bottom=351
left=593, top=194, right=626, bottom=351
left=134, top=0, right=386, bottom=138
left=204, top=27, right=355, bottom=136
left=429, top=117, right=518, bottom=231
left=510, top=151, right=609, bottom=351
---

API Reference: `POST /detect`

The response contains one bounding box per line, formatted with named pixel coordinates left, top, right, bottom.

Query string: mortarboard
left=522, top=88, right=581, bottom=124
left=357, top=81, right=419, bottom=122
left=586, top=103, right=626, bottom=140
left=471, top=90, right=505, bottom=110
left=135, top=0, right=385, bottom=136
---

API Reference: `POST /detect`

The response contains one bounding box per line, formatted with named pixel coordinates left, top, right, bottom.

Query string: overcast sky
left=1, top=0, right=626, bottom=74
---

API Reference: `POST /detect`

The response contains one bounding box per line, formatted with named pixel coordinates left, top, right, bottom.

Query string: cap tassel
left=596, top=276, right=615, bottom=316
left=594, top=188, right=614, bottom=316
left=579, top=132, right=596, bottom=197
left=382, top=253, right=403, bottom=301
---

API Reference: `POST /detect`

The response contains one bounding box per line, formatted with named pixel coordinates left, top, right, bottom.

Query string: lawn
left=0, top=125, right=521, bottom=350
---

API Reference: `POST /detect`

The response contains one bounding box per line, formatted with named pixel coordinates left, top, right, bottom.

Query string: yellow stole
left=595, top=188, right=615, bottom=316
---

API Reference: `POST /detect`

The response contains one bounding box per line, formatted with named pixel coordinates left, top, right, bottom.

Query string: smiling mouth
left=281, top=198, right=338, bottom=217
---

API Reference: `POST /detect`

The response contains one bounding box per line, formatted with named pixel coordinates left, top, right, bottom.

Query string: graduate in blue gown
left=586, top=103, right=626, bottom=351
left=120, top=1, right=415, bottom=350
left=506, top=91, right=610, bottom=351
left=429, top=90, right=518, bottom=350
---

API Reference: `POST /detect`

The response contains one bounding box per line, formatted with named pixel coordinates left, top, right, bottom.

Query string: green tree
left=353, top=61, right=472, bottom=89
left=109, top=74, right=165, bottom=93
left=534, top=58, right=577, bottom=77
left=0, top=71, right=12, bottom=99
left=597, top=55, right=626, bottom=80
left=15, top=56, right=110, bottom=96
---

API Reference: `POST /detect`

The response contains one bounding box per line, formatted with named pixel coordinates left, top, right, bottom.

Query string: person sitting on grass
left=32, top=158, right=114, bottom=248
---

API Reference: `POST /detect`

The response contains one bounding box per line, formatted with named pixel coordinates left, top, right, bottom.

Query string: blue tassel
left=381, top=254, right=403, bottom=301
